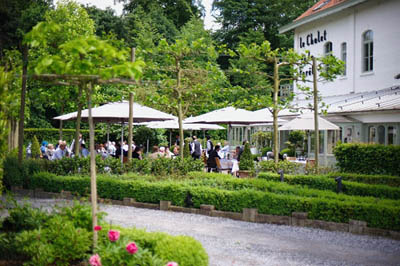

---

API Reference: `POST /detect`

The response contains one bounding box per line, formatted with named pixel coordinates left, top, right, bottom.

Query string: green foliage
left=183, top=138, right=191, bottom=158
left=28, top=172, right=400, bottom=231
left=326, top=172, right=400, bottom=187
left=260, top=146, right=272, bottom=156
left=251, top=131, right=272, bottom=149
left=24, top=128, right=104, bottom=145
left=258, top=172, right=400, bottom=200
left=280, top=148, right=293, bottom=157
left=31, top=135, right=41, bottom=159
left=96, top=230, right=164, bottom=266
left=258, top=160, right=301, bottom=174
left=134, top=126, right=167, bottom=148
left=15, top=216, right=92, bottom=266
left=239, top=143, right=254, bottom=171
left=334, top=143, right=400, bottom=176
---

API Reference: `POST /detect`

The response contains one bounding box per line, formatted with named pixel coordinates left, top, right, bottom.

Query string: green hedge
left=334, top=143, right=400, bottom=176
left=326, top=172, right=400, bottom=187
left=258, top=172, right=400, bottom=200
left=29, top=172, right=400, bottom=231
left=185, top=172, right=399, bottom=207
left=24, top=128, right=104, bottom=145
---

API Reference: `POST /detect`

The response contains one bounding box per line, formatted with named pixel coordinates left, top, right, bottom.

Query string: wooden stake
left=312, top=57, right=319, bottom=173
left=87, top=82, right=98, bottom=248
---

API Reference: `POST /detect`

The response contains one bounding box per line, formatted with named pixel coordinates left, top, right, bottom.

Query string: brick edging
left=9, top=187, right=400, bottom=240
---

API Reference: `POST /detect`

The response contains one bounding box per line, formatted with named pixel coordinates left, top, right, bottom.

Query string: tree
left=141, top=19, right=225, bottom=158
left=234, top=41, right=309, bottom=167
left=212, top=0, right=316, bottom=51
left=30, top=33, right=144, bottom=247
left=123, top=0, right=204, bottom=30
left=26, top=0, right=96, bottom=154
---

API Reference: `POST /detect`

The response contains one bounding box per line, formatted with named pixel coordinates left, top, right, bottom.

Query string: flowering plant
left=90, top=227, right=164, bottom=265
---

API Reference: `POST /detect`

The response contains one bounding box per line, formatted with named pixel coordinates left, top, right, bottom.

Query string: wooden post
left=18, top=45, right=28, bottom=163
left=128, top=92, right=134, bottom=161
left=127, top=48, right=135, bottom=162
left=312, top=57, right=319, bottom=173
left=86, top=82, right=98, bottom=248
left=273, top=58, right=280, bottom=167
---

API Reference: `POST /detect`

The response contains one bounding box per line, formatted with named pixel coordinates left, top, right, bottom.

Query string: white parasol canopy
left=53, top=101, right=176, bottom=123
left=143, top=119, right=224, bottom=130
left=278, top=113, right=340, bottom=131
left=184, top=106, right=275, bottom=125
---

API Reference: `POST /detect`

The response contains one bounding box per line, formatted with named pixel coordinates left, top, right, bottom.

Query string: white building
left=278, top=0, right=400, bottom=148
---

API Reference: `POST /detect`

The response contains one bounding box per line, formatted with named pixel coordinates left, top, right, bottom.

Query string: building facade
left=279, top=0, right=400, bottom=147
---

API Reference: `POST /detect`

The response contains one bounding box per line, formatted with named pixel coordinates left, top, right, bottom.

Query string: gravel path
left=3, top=198, right=400, bottom=266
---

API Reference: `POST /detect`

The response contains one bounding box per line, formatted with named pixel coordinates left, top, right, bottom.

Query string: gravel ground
left=2, top=197, right=400, bottom=266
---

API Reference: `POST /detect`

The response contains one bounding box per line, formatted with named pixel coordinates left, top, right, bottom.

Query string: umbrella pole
left=203, top=129, right=205, bottom=148
left=169, top=130, right=172, bottom=148
left=121, top=122, right=124, bottom=164
left=107, top=123, right=110, bottom=143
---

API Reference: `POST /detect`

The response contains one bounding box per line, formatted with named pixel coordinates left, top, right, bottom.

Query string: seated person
left=132, top=146, right=142, bottom=160
left=207, top=145, right=221, bottom=172
left=149, top=146, right=160, bottom=159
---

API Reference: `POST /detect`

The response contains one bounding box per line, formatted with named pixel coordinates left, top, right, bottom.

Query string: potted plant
left=237, top=142, right=254, bottom=178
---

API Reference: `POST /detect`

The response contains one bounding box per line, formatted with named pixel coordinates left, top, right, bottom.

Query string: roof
left=281, top=86, right=400, bottom=116
left=295, top=0, right=349, bottom=22
left=279, top=0, right=368, bottom=33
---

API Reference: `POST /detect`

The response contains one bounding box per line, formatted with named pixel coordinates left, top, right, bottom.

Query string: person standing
left=206, top=135, right=213, bottom=157
left=191, top=136, right=202, bottom=159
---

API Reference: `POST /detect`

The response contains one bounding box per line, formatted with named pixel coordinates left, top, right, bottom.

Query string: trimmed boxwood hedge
left=29, top=172, right=400, bottom=231
left=334, top=143, right=400, bottom=176
left=326, top=172, right=400, bottom=187
left=258, top=172, right=400, bottom=200
left=184, top=172, right=399, bottom=207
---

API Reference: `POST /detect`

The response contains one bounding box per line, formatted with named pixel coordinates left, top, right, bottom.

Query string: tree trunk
left=128, top=48, right=135, bottom=162
left=74, top=83, right=84, bottom=156
left=128, top=92, right=134, bottom=162
left=18, top=45, right=28, bottom=163
left=86, top=82, right=98, bottom=248
left=312, top=57, right=319, bottom=173
left=59, top=102, right=64, bottom=140
left=273, top=58, right=280, bottom=168
left=178, top=99, right=184, bottom=159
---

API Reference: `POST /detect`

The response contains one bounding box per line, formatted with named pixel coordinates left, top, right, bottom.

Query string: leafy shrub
left=24, top=128, right=104, bottom=146
left=258, top=160, right=301, bottom=174
left=3, top=155, right=46, bottom=189
left=334, top=143, right=400, bottom=176
left=31, top=136, right=41, bottom=159
left=29, top=172, right=400, bottom=231
left=326, top=172, right=400, bottom=187
left=260, top=146, right=272, bottom=156
left=239, top=143, right=254, bottom=171
left=15, top=216, right=92, bottom=266
left=185, top=172, right=399, bottom=207
left=183, top=138, right=191, bottom=158
left=258, top=172, right=400, bottom=200
left=280, top=148, right=293, bottom=156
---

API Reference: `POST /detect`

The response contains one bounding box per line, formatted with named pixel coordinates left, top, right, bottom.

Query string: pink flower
left=108, top=230, right=120, bottom=242
left=94, top=225, right=102, bottom=231
left=166, top=262, right=178, bottom=266
left=89, top=254, right=101, bottom=266
left=126, top=242, right=138, bottom=254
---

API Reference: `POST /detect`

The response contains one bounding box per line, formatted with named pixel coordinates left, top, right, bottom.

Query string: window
left=324, top=42, right=333, bottom=56
left=388, top=126, right=396, bottom=145
left=362, top=30, right=373, bottom=72
left=341, top=42, right=347, bottom=75
left=377, top=126, right=385, bottom=144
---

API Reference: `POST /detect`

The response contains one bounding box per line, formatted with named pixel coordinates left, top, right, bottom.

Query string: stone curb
left=9, top=187, right=400, bottom=240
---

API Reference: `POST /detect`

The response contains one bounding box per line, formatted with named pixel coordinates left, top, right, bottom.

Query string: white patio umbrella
left=143, top=119, right=224, bottom=146
left=54, top=101, right=176, bottom=123
left=54, top=101, right=176, bottom=159
left=184, top=106, right=273, bottom=125
left=278, top=113, right=339, bottom=131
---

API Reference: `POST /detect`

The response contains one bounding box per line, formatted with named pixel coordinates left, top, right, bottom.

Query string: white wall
left=293, top=0, right=400, bottom=98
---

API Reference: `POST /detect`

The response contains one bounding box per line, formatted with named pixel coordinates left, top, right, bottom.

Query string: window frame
left=341, top=42, right=347, bottom=76
left=362, top=30, right=373, bottom=72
